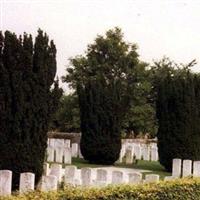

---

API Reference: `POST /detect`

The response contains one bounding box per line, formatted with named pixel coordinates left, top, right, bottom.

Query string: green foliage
left=155, top=58, right=200, bottom=171
left=122, top=62, right=157, bottom=138
left=4, top=178, right=200, bottom=200
left=0, top=30, right=62, bottom=189
left=50, top=93, right=80, bottom=132
left=63, top=27, right=140, bottom=164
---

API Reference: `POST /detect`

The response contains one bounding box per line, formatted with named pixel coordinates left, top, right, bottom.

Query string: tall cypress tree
left=0, top=30, right=62, bottom=189
left=64, top=28, right=140, bottom=164
left=156, top=60, right=200, bottom=171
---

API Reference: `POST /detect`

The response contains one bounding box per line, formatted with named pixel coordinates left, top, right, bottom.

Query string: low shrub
left=4, top=178, right=200, bottom=200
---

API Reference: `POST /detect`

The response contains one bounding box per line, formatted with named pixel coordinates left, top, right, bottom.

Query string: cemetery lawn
left=70, top=158, right=171, bottom=180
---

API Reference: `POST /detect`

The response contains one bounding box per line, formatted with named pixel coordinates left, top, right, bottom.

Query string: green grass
left=70, top=158, right=171, bottom=180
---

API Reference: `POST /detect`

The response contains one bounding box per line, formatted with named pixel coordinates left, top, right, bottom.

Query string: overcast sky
left=1, top=0, right=200, bottom=91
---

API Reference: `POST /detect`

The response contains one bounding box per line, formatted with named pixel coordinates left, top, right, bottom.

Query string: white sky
left=1, top=0, right=200, bottom=91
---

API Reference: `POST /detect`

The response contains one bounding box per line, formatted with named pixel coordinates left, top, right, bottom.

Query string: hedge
left=3, top=178, right=200, bottom=200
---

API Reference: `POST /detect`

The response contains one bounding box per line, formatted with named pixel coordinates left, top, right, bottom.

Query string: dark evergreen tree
left=0, top=30, right=62, bottom=189
left=64, top=28, right=140, bottom=164
left=155, top=59, right=200, bottom=171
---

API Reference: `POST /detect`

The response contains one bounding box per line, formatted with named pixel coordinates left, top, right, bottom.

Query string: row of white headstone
left=49, top=164, right=162, bottom=186
left=171, top=158, right=200, bottom=178
left=0, top=165, right=161, bottom=197
left=117, top=142, right=158, bottom=163
left=47, top=146, right=72, bottom=164
left=0, top=170, right=58, bottom=197
left=48, top=138, right=80, bottom=157
left=47, top=139, right=159, bottom=163
left=46, top=138, right=83, bottom=163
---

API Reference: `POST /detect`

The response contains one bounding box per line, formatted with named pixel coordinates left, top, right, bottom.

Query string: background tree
left=122, top=62, right=157, bottom=138
left=0, top=30, right=62, bottom=189
left=155, top=58, right=200, bottom=171
left=63, top=27, right=141, bottom=164
left=50, top=93, right=80, bottom=132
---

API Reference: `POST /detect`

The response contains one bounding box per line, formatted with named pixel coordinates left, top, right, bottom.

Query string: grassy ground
left=70, top=158, right=171, bottom=180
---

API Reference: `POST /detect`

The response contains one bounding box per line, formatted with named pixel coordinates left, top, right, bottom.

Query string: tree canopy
left=63, top=27, right=144, bottom=164
left=155, top=58, right=200, bottom=171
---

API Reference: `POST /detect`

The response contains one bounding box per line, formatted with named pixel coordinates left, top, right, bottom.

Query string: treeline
left=1, top=27, right=200, bottom=183
left=53, top=28, right=200, bottom=167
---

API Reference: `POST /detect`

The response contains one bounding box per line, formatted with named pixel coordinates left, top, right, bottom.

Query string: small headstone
left=143, top=146, right=150, bottom=161
left=47, top=147, right=54, bottom=162
left=193, top=161, right=200, bottom=177
left=81, top=168, right=92, bottom=186
left=112, top=171, right=123, bottom=184
left=151, top=147, right=158, bottom=161
left=134, top=145, right=141, bottom=160
left=64, top=166, right=77, bottom=185
left=19, top=172, right=35, bottom=194
left=172, top=158, right=182, bottom=177
left=95, top=169, right=108, bottom=186
left=40, top=175, right=57, bottom=191
left=54, top=139, right=65, bottom=149
left=49, top=164, right=62, bottom=182
left=78, top=148, right=83, bottom=159
left=128, top=172, right=142, bottom=184
left=182, top=159, right=192, bottom=177
left=145, top=174, right=159, bottom=183
left=119, top=146, right=126, bottom=163
left=43, top=163, right=50, bottom=176
left=0, top=170, right=12, bottom=196
left=72, top=143, right=78, bottom=157
left=64, top=139, right=71, bottom=148
left=64, top=147, right=72, bottom=164
left=125, top=148, right=133, bottom=164
left=49, top=138, right=55, bottom=148
left=55, top=147, right=63, bottom=163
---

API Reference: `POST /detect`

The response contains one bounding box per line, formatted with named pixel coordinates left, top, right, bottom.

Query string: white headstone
left=125, top=148, right=133, bottom=164
left=43, top=163, right=50, bottom=176
left=54, top=139, right=65, bottom=149
left=64, top=139, right=71, bottom=148
left=145, top=174, right=159, bottom=183
left=40, top=175, right=57, bottom=191
left=112, top=171, right=123, bottom=184
left=19, top=172, right=35, bottom=193
left=0, top=170, right=12, bottom=196
left=78, top=148, right=83, bottom=159
left=47, top=147, right=54, bottom=162
left=128, top=172, right=142, bottom=184
left=117, top=145, right=126, bottom=163
left=95, top=169, right=108, bottom=186
left=64, top=147, right=72, bottom=164
left=81, top=168, right=92, bottom=186
left=55, top=147, right=63, bottom=163
left=172, top=158, right=182, bottom=177
left=182, top=159, right=192, bottom=177
left=134, top=145, right=141, bottom=160
left=151, top=147, right=158, bottom=161
left=72, top=143, right=78, bottom=157
left=49, top=164, right=62, bottom=182
left=49, top=138, right=55, bottom=148
left=64, top=166, right=77, bottom=185
left=143, top=146, right=150, bottom=161
left=193, top=161, right=200, bottom=177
